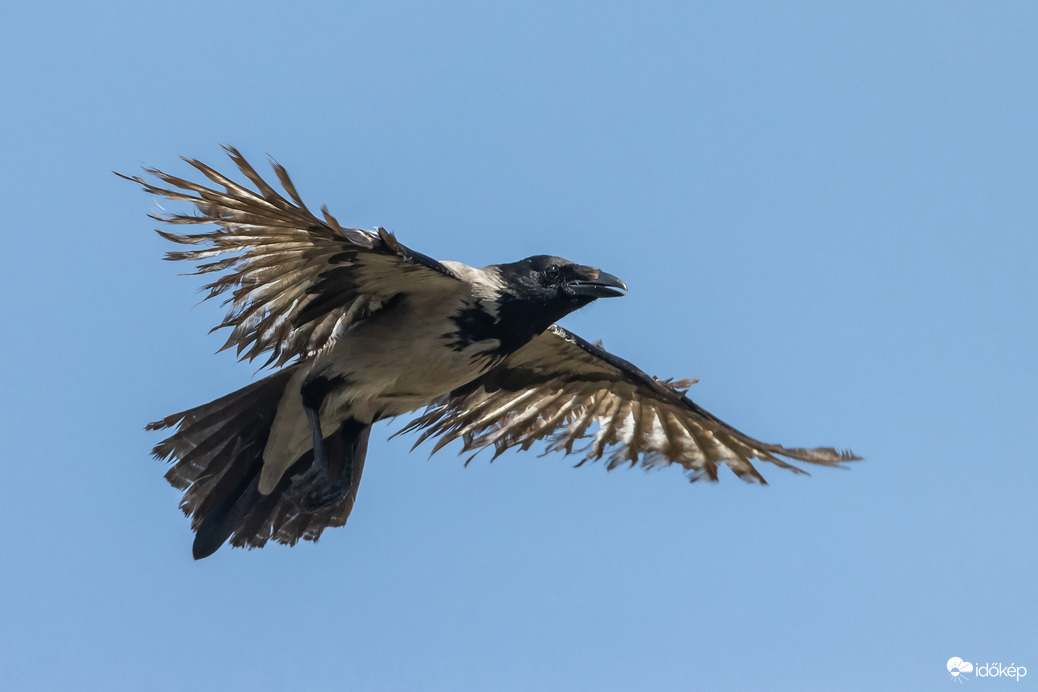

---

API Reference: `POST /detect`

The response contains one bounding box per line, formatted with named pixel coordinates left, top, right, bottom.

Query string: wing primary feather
left=125, top=148, right=462, bottom=366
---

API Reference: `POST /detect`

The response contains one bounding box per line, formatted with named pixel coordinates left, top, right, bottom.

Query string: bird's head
left=489, top=255, right=627, bottom=347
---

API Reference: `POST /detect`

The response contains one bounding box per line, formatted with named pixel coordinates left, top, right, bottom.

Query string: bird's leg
left=304, top=403, right=329, bottom=473
left=300, top=376, right=340, bottom=475
left=291, top=375, right=371, bottom=512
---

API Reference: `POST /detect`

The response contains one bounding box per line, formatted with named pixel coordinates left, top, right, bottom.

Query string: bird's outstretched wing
left=119, top=145, right=461, bottom=367
left=400, top=324, right=859, bottom=483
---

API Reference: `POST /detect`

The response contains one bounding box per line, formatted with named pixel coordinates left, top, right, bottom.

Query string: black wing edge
left=397, top=324, right=861, bottom=476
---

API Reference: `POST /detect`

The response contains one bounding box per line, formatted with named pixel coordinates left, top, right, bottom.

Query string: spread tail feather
left=148, top=367, right=370, bottom=558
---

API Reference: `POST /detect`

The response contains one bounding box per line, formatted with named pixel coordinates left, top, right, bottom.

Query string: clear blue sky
left=2, top=2, right=1035, bottom=690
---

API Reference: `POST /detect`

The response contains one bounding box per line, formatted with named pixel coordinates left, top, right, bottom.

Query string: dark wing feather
left=400, top=325, right=860, bottom=483
left=119, top=145, right=461, bottom=367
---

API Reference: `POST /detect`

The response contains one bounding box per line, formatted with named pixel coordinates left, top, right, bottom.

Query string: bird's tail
left=148, top=366, right=369, bottom=559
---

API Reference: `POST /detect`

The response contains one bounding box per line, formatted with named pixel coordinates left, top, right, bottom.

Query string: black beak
left=568, top=270, right=628, bottom=299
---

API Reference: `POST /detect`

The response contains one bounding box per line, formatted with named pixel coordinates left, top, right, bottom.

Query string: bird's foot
left=287, top=464, right=353, bottom=511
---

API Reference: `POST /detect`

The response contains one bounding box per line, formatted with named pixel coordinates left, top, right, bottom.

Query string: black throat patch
left=444, top=300, right=501, bottom=352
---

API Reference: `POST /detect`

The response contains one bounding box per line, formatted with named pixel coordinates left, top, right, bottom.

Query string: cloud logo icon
left=947, top=657, right=974, bottom=677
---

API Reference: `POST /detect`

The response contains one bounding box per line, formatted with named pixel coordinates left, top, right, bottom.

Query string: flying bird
left=122, top=147, right=859, bottom=559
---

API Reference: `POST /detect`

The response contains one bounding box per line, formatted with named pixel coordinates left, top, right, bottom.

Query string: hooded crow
left=122, top=147, right=859, bottom=559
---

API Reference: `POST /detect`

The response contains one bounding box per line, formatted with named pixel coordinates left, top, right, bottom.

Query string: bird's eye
left=543, top=265, right=560, bottom=282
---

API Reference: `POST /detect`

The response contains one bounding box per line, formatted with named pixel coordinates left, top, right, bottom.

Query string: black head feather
left=488, top=255, right=626, bottom=351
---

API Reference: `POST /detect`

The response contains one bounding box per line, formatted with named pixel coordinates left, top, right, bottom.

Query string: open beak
left=568, top=269, right=628, bottom=298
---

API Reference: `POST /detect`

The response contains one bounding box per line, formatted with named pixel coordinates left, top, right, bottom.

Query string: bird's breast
left=314, top=293, right=505, bottom=417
